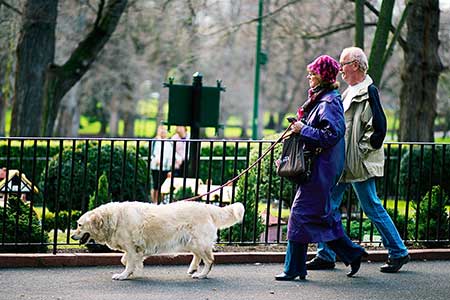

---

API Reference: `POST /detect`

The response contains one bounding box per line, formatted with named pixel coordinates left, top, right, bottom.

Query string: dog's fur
left=71, top=201, right=244, bottom=280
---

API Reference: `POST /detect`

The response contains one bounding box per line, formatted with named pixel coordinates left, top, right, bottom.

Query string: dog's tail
left=210, top=202, right=245, bottom=229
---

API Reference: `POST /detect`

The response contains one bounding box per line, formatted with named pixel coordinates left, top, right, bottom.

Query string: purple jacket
left=287, top=89, right=346, bottom=243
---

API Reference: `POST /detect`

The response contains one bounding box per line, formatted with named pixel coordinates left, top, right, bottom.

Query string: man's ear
left=89, top=213, right=104, bottom=230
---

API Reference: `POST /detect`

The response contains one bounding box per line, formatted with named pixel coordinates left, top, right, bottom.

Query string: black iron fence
left=0, top=137, right=449, bottom=253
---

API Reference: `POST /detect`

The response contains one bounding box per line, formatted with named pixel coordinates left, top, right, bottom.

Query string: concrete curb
left=1, top=249, right=449, bottom=268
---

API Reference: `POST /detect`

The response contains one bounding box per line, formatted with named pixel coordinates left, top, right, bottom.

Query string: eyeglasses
left=306, top=72, right=318, bottom=78
left=340, top=60, right=356, bottom=68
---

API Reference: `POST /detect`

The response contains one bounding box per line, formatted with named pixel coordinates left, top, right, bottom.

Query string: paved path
left=1, top=260, right=449, bottom=300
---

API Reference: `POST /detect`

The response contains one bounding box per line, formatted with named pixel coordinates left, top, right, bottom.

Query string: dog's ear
left=89, top=213, right=104, bottom=230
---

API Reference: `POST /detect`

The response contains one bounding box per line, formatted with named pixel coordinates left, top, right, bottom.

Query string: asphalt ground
left=1, top=260, right=450, bottom=300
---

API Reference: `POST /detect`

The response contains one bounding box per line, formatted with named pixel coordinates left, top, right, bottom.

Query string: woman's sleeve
left=299, top=101, right=345, bottom=149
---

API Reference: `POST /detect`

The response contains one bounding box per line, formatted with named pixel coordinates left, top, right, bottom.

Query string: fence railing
left=0, top=137, right=449, bottom=253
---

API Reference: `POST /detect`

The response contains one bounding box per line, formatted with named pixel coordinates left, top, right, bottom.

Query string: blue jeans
left=317, top=178, right=408, bottom=262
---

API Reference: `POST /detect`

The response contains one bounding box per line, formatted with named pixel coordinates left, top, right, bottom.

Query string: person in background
left=306, top=47, right=410, bottom=273
left=171, top=126, right=190, bottom=177
left=275, top=55, right=367, bottom=281
left=151, top=125, right=173, bottom=204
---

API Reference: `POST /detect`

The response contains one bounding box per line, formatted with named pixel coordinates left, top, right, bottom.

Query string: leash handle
left=181, top=123, right=294, bottom=202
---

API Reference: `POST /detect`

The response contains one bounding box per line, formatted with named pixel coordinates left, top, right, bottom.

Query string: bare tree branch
left=205, top=0, right=302, bottom=36
left=0, top=0, right=22, bottom=15
left=348, top=0, right=406, bottom=49
left=162, top=0, right=175, bottom=12
left=94, top=0, right=105, bottom=28
left=301, top=22, right=376, bottom=39
left=42, top=0, right=129, bottom=135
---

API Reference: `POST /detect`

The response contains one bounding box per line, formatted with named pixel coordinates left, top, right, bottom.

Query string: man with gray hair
left=306, top=47, right=410, bottom=273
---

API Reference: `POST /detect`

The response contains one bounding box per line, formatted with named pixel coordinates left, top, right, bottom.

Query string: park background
left=0, top=0, right=449, bottom=141
left=0, top=0, right=450, bottom=253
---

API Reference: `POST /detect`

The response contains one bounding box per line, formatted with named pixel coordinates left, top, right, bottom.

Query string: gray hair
left=341, top=47, right=369, bottom=73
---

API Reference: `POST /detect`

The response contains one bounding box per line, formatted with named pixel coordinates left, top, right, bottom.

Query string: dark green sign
left=164, top=76, right=224, bottom=129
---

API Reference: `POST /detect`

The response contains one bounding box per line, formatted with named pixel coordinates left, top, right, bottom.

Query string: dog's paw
left=112, top=273, right=130, bottom=280
left=133, top=269, right=143, bottom=278
left=191, top=273, right=208, bottom=279
left=187, top=268, right=197, bottom=275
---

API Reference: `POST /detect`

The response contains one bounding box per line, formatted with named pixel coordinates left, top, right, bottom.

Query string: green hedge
left=0, top=141, right=59, bottom=181
left=378, top=144, right=404, bottom=198
left=43, top=142, right=149, bottom=212
left=408, top=186, right=449, bottom=246
left=399, top=145, right=450, bottom=199
left=0, top=141, right=60, bottom=205
left=0, top=195, right=48, bottom=253
left=219, top=137, right=288, bottom=243
left=198, top=143, right=248, bottom=185
left=42, top=210, right=82, bottom=233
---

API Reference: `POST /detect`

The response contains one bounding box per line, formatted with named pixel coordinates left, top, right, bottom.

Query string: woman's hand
left=291, top=121, right=304, bottom=133
left=275, top=159, right=281, bottom=168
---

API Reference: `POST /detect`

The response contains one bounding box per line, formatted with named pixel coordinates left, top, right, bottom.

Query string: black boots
left=275, top=273, right=306, bottom=281
left=306, top=257, right=336, bottom=270
left=380, top=255, right=410, bottom=273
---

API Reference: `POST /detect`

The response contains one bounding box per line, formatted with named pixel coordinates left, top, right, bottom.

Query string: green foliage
left=0, top=141, right=60, bottom=205
left=88, top=172, right=110, bottom=210
left=342, top=218, right=378, bottom=240
left=198, top=143, right=248, bottom=185
left=409, top=186, right=449, bottom=246
left=386, top=208, right=414, bottom=240
left=219, top=137, right=285, bottom=242
left=0, top=195, right=48, bottom=252
left=43, top=210, right=82, bottom=233
left=43, top=142, right=149, bottom=212
left=378, top=144, right=404, bottom=197
left=399, top=145, right=450, bottom=199
left=173, top=187, right=194, bottom=201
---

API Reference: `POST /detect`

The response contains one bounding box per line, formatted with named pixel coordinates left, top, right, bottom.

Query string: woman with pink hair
left=275, top=55, right=367, bottom=281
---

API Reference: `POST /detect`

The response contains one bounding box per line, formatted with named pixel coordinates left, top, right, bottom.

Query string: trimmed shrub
left=0, top=195, right=48, bottom=252
left=42, top=142, right=149, bottom=213
left=409, top=185, right=449, bottom=247
left=198, top=143, right=248, bottom=185
left=173, top=187, right=194, bottom=201
left=88, top=172, right=110, bottom=210
left=219, top=138, right=283, bottom=243
left=399, top=145, right=450, bottom=200
left=0, top=141, right=59, bottom=187
left=378, top=144, right=404, bottom=198
left=386, top=208, right=414, bottom=241
left=43, top=210, right=82, bottom=233
left=341, top=218, right=380, bottom=240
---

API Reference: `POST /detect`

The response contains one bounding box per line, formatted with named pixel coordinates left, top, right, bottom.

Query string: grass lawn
left=33, top=206, right=84, bottom=250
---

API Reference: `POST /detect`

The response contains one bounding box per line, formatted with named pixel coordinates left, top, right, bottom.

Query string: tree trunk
left=109, top=96, right=120, bottom=137
left=368, top=0, right=394, bottom=85
left=53, top=83, right=80, bottom=136
left=354, top=0, right=364, bottom=49
left=399, top=0, right=443, bottom=142
left=0, top=90, right=5, bottom=136
left=123, top=110, right=135, bottom=137
left=10, top=0, right=57, bottom=136
left=0, top=54, right=9, bottom=135
left=240, top=113, right=249, bottom=139
left=42, top=0, right=128, bottom=136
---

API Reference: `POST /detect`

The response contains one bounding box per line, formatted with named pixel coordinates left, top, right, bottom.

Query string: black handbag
left=277, top=133, right=313, bottom=184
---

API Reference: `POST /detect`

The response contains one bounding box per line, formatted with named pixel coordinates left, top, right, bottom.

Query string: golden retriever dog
left=71, top=201, right=245, bottom=280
